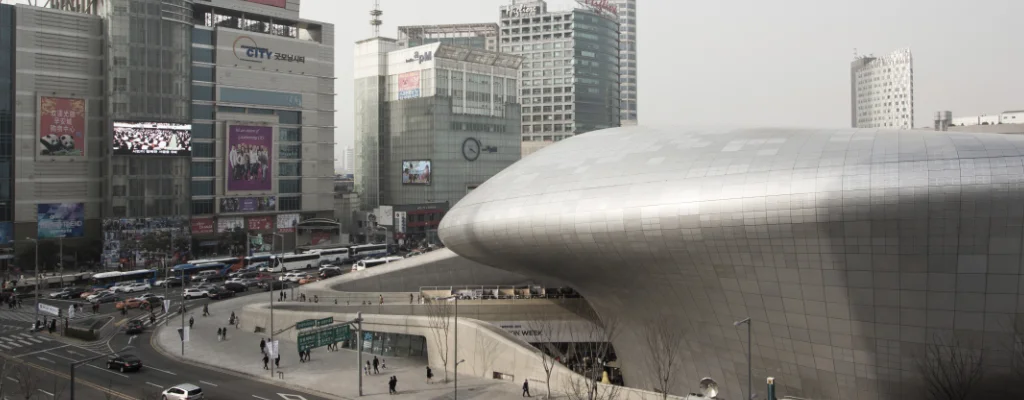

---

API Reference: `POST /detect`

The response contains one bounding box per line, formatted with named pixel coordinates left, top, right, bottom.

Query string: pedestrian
left=392, top=376, right=398, bottom=394
left=426, top=366, right=433, bottom=383
left=314, top=295, right=319, bottom=304
left=222, top=327, right=227, bottom=340
left=275, top=354, right=280, bottom=368
left=203, top=304, right=209, bottom=317
left=217, top=327, right=222, bottom=341
left=263, top=354, right=269, bottom=370
left=260, top=338, right=266, bottom=354
left=382, top=358, right=386, bottom=369
left=283, top=291, right=287, bottom=301
left=189, top=316, right=194, bottom=329
left=365, top=361, right=371, bottom=376
left=379, top=294, right=383, bottom=305
left=334, top=299, right=338, bottom=305
left=523, top=379, right=531, bottom=397
left=305, top=349, right=311, bottom=361
left=410, top=293, right=413, bottom=304
left=388, top=376, right=396, bottom=394
left=299, top=349, right=305, bottom=363
left=373, top=356, right=379, bottom=374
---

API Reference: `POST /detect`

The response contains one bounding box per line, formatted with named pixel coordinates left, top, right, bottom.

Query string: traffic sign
left=296, top=319, right=316, bottom=330
left=38, top=303, right=59, bottom=317
left=298, top=331, right=317, bottom=351
left=316, top=317, right=333, bottom=327
left=298, top=325, right=351, bottom=351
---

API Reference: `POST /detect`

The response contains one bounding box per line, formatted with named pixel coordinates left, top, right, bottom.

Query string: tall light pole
left=443, top=295, right=460, bottom=400
left=734, top=317, right=752, bottom=400
left=27, top=238, right=39, bottom=330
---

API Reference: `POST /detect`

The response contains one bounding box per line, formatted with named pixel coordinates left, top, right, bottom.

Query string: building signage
left=247, top=216, right=274, bottom=231
left=505, top=4, right=538, bottom=17
left=311, top=231, right=330, bottom=245
left=37, top=203, right=85, bottom=238
left=38, top=303, right=60, bottom=317
left=277, top=214, right=299, bottom=233
left=216, top=217, right=244, bottom=233
left=316, top=317, right=334, bottom=327
left=394, top=212, right=407, bottom=234
left=38, top=96, right=86, bottom=157
left=243, top=0, right=287, bottom=9
left=220, top=196, right=276, bottom=213
left=397, top=71, right=421, bottom=100
left=404, top=50, right=432, bottom=64
left=232, top=35, right=306, bottom=64
left=577, top=0, right=618, bottom=15
left=191, top=218, right=215, bottom=235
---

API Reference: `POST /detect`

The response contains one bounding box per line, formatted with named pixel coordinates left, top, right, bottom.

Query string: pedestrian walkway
left=153, top=299, right=535, bottom=399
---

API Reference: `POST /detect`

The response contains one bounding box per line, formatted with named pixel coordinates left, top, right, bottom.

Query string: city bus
left=91, top=269, right=159, bottom=288
left=349, top=244, right=389, bottom=262
left=271, top=253, right=321, bottom=272
left=171, top=263, right=230, bottom=281
left=312, top=247, right=350, bottom=265
left=243, top=254, right=274, bottom=269
left=351, top=256, right=403, bottom=272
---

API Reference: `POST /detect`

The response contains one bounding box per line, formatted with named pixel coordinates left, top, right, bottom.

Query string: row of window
left=190, top=179, right=301, bottom=196
left=192, top=103, right=301, bottom=124
left=191, top=196, right=301, bottom=214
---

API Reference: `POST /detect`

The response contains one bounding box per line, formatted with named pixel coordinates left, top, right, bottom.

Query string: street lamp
left=26, top=238, right=38, bottom=330
left=734, top=317, right=752, bottom=400
left=442, top=295, right=460, bottom=400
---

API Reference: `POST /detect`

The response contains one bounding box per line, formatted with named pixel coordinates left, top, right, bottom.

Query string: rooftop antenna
left=370, top=0, right=383, bottom=37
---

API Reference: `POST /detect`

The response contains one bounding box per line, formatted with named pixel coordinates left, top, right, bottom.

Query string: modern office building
left=613, top=0, right=637, bottom=126
left=397, top=23, right=499, bottom=51
left=851, top=48, right=914, bottom=129
left=353, top=40, right=522, bottom=240
left=0, top=4, right=14, bottom=246
left=441, top=125, right=1024, bottom=400
left=342, top=146, right=355, bottom=174
left=188, top=0, right=336, bottom=252
left=499, top=0, right=620, bottom=156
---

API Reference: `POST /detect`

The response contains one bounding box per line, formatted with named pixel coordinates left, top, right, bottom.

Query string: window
left=280, top=127, right=301, bottom=142
left=192, top=124, right=214, bottom=139
left=192, top=199, right=214, bottom=215
left=192, top=104, right=214, bottom=120
left=192, top=85, right=214, bottom=101
left=191, top=180, right=214, bottom=196
left=279, top=196, right=301, bottom=211
left=192, top=48, right=214, bottom=63
left=279, top=162, right=301, bottom=176
left=192, top=28, right=213, bottom=45
left=217, top=106, right=245, bottom=113
left=279, top=179, right=301, bottom=194
left=220, top=87, right=302, bottom=108
left=192, top=161, right=215, bottom=177
left=279, top=144, right=301, bottom=159
left=278, top=111, right=301, bottom=125
left=192, top=66, right=214, bottom=82
left=192, top=142, right=215, bottom=158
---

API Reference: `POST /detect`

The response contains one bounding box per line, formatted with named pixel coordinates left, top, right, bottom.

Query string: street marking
left=26, top=337, right=44, bottom=344
left=37, top=389, right=53, bottom=397
left=0, top=343, right=11, bottom=350
left=17, top=345, right=68, bottom=358
left=146, top=382, right=163, bottom=389
left=253, top=396, right=270, bottom=400
left=277, top=395, right=308, bottom=400
left=5, top=377, right=17, bottom=383
left=36, top=357, right=54, bottom=364
left=41, top=352, right=76, bottom=362
left=199, top=380, right=218, bottom=387
left=144, top=365, right=176, bottom=375
left=66, top=350, right=81, bottom=356
left=16, top=340, right=33, bottom=346
left=86, top=364, right=128, bottom=378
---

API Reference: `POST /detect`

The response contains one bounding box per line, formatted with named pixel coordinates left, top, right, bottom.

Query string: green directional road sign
left=335, top=325, right=351, bottom=341
left=296, top=319, right=316, bottom=330
left=298, top=331, right=318, bottom=351
left=317, top=317, right=334, bottom=327
left=298, top=324, right=352, bottom=351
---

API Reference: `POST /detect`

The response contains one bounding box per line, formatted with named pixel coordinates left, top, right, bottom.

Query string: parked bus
left=243, top=254, right=274, bottom=269
left=186, top=256, right=242, bottom=272
left=272, top=253, right=321, bottom=272
left=351, top=256, right=403, bottom=272
left=349, top=244, right=389, bottom=261
left=312, top=247, right=350, bottom=265
left=91, top=269, right=158, bottom=288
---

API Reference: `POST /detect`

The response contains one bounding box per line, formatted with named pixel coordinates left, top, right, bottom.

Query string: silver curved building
left=439, top=126, right=1024, bottom=400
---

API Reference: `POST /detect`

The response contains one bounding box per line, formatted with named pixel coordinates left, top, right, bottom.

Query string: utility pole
left=357, top=312, right=363, bottom=396
left=27, top=238, right=39, bottom=330
left=269, top=275, right=275, bottom=379
left=181, top=269, right=186, bottom=356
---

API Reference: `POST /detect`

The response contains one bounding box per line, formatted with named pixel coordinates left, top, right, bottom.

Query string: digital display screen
left=402, top=160, right=431, bottom=185
left=113, top=122, right=192, bottom=156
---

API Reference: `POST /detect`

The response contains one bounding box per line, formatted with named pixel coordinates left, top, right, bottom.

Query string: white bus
left=312, top=247, right=351, bottom=265
left=272, top=253, right=321, bottom=272
left=349, top=244, right=389, bottom=261
left=351, top=256, right=403, bottom=272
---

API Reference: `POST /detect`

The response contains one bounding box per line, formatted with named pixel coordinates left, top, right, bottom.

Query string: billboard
left=247, top=216, right=273, bottom=231
left=402, top=160, right=431, bottom=185
left=37, top=203, right=85, bottom=238
left=277, top=214, right=299, bottom=233
left=394, top=211, right=407, bottom=234
left=191, top=218, right=215, bottom=235
left=38, top=96, right=86, bottom=157
left=112, top=122, right=192, bottom=156
left=220, top=196, right=276, bottom=213
left=244, top=0, right=286, bottom=8
left=227, top=125, right=273, bottom=192
left=101, top=217, right=191, bottom=270
left=398, top=71, right=421, bottom=100
left=0, top=222, right=12, bottom=245
left=311, top=232, right=331, bottom=245
left=217, top=217, right=244, bottom=233
left=376, top=205, right=394, bottom=226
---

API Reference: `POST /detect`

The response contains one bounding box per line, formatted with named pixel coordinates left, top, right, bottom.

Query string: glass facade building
left=0, top=4, right=13, bottom=229
left=397, top=24, right=499, bottom=51
left=612, top=0, right=637, bottom=125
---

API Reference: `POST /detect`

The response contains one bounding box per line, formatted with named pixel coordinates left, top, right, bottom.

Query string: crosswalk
left=0, top=329, right=55, bottom=351
left=0, top=307, right=91, bottom=325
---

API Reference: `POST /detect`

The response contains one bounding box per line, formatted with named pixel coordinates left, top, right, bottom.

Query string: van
left=191, top=270, right=219, bottom=281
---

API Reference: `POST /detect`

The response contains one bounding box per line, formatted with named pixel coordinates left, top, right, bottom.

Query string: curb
left=149, top=324, right=353, bottom=400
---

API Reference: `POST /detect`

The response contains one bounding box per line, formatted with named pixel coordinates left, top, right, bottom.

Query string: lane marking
left=85, top=364, right=128, bottom=378
left=146, top=382, right=163, bottom=389
left=0, top=343, right=11, bottom=350
left=36, top=357, right=54, bottom=364
left=253, top=396, right=271, bottom=400
left=37, top=389, right=53, bottom=397
left=15, top=340, right=33, bottom=346
left=6, top=377, right=17, bottom=383
left=41, top=352, right=76, bottom=362
left=144, top=365, right=176, bottom=375
left=199, top=380, right=218, bottom=387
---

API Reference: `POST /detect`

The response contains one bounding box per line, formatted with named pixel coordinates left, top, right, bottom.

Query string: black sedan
left=223, top=282, right=248, bottom=293
left=207, top=287, right=235, bottom=300
left=261, top=281, right=287, bottom=291
left=125, top=320, right=144, bottom=334
left=106, top=355, right=143, bottom=373
left=90, top=292, right=120, bottom=304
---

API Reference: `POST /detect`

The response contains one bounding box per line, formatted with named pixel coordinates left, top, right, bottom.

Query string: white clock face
left=462, top=138, right=481, bottom=161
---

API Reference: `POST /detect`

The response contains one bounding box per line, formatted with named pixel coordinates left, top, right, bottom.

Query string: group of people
left=364, top=356, right=386, bottom=375
left=4, top=295, right=21, bottom=309
left=113, top=125, right=191, bottom=154
left=228, top=143, right=270, bottom=185
left=259, top=338, right=281, bottom=369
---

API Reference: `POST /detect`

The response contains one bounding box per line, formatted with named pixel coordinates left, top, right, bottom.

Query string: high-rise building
left=343, top=146, right=355, bottom=174
left=850, top=48, right=914, bottom=129
left=0, top=4, right=14, bottom=245
left=353, top=40, right=523, bottom=240
left=499, top=0, right=620, bottom=156
left=613, top=0, right=637, bottom=126
left=397, top=24, right=499, bottom=51
left=188, top=0, right=336, bottom=252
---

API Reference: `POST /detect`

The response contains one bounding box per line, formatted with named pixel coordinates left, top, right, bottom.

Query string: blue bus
left=170, top=263, right=231, bottom=281
left=91, top=269, right=158, bottom=288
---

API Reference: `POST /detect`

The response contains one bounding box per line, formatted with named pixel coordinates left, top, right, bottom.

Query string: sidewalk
left=154, top=296, right=535, bottom=400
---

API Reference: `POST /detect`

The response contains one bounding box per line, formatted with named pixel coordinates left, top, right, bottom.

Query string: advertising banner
left=220, top=196, right=276, bottom=213
left=394, top=212, right=407, bottom=234
left=377, top=205, right=394, bottom=226
left=247, top=216, right=273, bottom=231
left=398, top=71, right=421, bottom=100
left=311, top=232, right=330, bottom=245
left=227, top=125, right=273, bottom=192
left=277, top=214, right=299, bottom=233
left=37, top=203, right=85, bottom=238
left=217, top=217, right=244, bottom=233
left=0, top=222, right=12, bottom=245
left=102, top=217, right=191, bottom=270
left=191, top=218, right=215, bottom=235
left=113, top=122, right=192, bottom=156
left=244, top=0, right=286, bottom=8
left=401, top=160, right=431, bottom=185
left=38, top=96, right=86, bottom=157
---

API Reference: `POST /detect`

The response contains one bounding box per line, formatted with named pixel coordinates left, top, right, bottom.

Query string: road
left=0, top=276, right=332, bottom=400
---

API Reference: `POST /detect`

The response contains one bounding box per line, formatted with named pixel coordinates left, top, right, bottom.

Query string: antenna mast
left=370, top=0, right=383, bottom=37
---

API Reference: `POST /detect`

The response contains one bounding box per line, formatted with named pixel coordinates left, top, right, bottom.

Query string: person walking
left=202, top=304, right=210, bottom=317
left=263, top=354, right=270, bottom=370
left=260, top=338, right=266, bottom=354
left=379, top=294, right=384, bottom=305
left=189, top=316, right=194, bottom=329
left=409, top=293, right=413, bottom=304
left=222, top=327, right=227, bottom=340
left=522, top=379, right=531, bottom=397
left=426, top=366, right=433, bottom=383
left=364, top=361, right=370, bottom=376
left=388, top=376, right=396, bottom=394
left=275, top=354, right=280, bottom=368
left=373, top=356, right=379, bottom=374
left=217, top=327, right=222, bottom=341
left=392, top=376, right=398, bottom=394
left=299, top=349, right=305, bottom=363
left=381, top=358, right=386, bottom=369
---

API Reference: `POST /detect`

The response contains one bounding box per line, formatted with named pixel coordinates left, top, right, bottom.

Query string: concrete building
left=353, top=40, right=523, bottom=236
left=499, top=0, right=620, bottom=156
left=441, top=126, right=1024, bottom=400
left=850, top=48, right=914, bottom=129
left=342, top=146, right=354, bottom=174
left=942, top=109, right=1024, bottom=127
left=188, top=0, right=336, bottom=252
left=613, top=0, right=637, bottom=126
left=397, top=23, right=499, bottom=51
left=0, top=5, right=14, bottom=245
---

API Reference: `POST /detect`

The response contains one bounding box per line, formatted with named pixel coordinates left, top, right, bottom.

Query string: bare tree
left=14, top=364, right=40, bottom=400
left=641, top=318, right=686, bottom=400
left=425, top=297, right=454, bottom=383
left=0, top=358, right=10, bottom=399
left=916, top=336, right=984, bottom=400
left=526, top=317, right=567, bottom=399
left=561, top=306, right=621, bottom=400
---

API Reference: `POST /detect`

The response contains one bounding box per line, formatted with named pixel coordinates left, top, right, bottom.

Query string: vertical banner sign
left=37, top=203, right=85, bottom=238
left=394, top=212, right=407, bottom=233
left=398, top=71, right=421, bottom=100
left=38, top=96, right=86, bottom=157
left=226, top=125, right=273, bottom=192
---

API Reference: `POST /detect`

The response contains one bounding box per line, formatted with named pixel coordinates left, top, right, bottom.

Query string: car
left=109, top=282, right=134, bottom=293
left=161, top=383, right=203, bottom=400
left=115, top=298, right=145, bottom=310
left=319, top=267, right=343, bottom=279
left=81, top=289, right=102, bottom=299
left=182, top=288, right=208, bottom=300
left=122, top=282, right=151, bottom=293
left=281, top=272, right=303, bottom=283
left=124, top=320, right=144, bottom=335
left=298, top=275, right=318, bottom=285
left=200, top=275, right=227, bottom=284
left=261, top=280, right=287, bottom=291
left=50, top=287, right=85, bottom=299
left=239, top=278, right=261, bottom=288
left=156, top=277, right=183, bottom=288
left=137, top=293, right=165, bottom=303
left=107, top=354, right=143, bottom=372
left=86, top=290, right=112, bottom=301
left=207, top=287, right=235, bottom=300
left=223, top=282, right=248, bottom=293
left=90, top=292, right=120, bottom=304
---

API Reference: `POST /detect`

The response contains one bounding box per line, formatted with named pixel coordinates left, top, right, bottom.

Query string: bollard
left=767, top=377, right=776, bottom=400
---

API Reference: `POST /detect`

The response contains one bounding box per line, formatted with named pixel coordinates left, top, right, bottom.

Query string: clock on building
left=462, top=137, right=481, bottom=161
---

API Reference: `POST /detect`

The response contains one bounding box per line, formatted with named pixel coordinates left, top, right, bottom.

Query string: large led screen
left=227, top=125, right=273, bottom=192
left=113, top=122, right=192, bottom=156
left=402, top=160, right=431, bottom=185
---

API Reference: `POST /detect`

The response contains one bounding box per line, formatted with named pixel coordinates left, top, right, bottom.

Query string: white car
left=86, top=290, right=112, bottom=301
left=278, top=272, right=299, bottom=283
left=108, top=282, right=131, bottom=292
left=161, top=383, right=203, bottom=400
left=182, top=288, right=209, bottom=300
left=122, top=282, right=151, bottom=293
